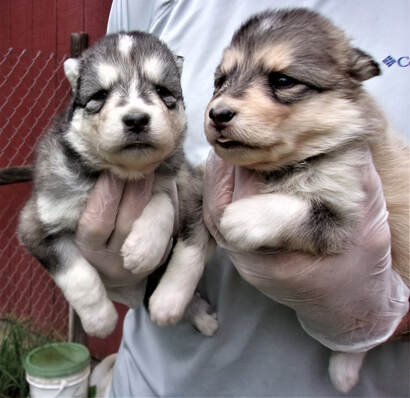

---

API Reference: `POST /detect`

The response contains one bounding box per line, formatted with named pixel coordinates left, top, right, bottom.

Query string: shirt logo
left=382, top=56, right=396, bottom=67
left=382, top=56, right=409, bottom=68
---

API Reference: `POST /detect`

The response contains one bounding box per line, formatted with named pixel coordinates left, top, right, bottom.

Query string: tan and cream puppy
left=204, top=8, right=409, bottom=393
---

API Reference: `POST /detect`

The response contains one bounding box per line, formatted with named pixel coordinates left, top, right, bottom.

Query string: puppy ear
left=174, top=55, right=184, bottom=76
left=64, top=58, right=80, bottom=90
left=350, top=48, right=380, bottom=82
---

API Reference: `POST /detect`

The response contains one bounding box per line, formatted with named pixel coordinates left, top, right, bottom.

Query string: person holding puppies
left=77, top=0, right=409, bottom=396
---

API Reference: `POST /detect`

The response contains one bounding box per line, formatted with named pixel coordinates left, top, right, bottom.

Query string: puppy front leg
left=54, top=238, right=118, bottom=338
left=220, top=193, right=310, bottom=251
left=148, top=239, right=206, bottom=327
left=149, top=239, right=218, bottom=336
left=121, top=191, right=174, bottom=277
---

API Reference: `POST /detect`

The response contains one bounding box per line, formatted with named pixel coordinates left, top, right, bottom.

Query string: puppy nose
left=209, top=108, right=236, bottom=125
left=122, top=112, right=150, bottom=132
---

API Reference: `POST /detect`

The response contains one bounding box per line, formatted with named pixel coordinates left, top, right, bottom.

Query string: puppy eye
left=155, top=85, right=176, bottom=109
left=89, top=89, right=108, bottom=102
left=85, top=90, right=109, bottom=113
left=214, top=75, right=226, bottom=89
left=156, top=85, right=173, bottom=98
left=269, top=73, right=297, bottom=89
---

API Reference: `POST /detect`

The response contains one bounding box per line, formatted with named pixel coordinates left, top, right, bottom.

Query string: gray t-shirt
left=107, top=1, right=410, bottom=396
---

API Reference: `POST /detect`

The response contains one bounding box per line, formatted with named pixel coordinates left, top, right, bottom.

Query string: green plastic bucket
left=24, top=342, right=90, bottom=398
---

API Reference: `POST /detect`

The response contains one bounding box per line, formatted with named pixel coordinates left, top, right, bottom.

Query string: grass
left=0, top=316, right=53, bottom=398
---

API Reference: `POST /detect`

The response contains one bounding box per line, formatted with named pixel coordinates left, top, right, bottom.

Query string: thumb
left=76, top=171, right=125, bottom=249
left=204, top=150, right=235, bottom=215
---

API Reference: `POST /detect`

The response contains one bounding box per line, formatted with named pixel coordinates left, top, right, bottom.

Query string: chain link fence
left=0, top=48, right=71, bottom=338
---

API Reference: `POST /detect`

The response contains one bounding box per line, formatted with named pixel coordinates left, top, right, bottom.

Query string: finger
left=79, top=245, right=139, bottom=282
left=107, top=173, right=155, bottom=252
left=358, top=154, right=391, bottom=252
left=76, top=171, right=125, bottom=249
left=204, top=150, right=235, bottom=215
left=232, top=166, right=261, bottom=201
left=106, top=281, right=147, bottom=309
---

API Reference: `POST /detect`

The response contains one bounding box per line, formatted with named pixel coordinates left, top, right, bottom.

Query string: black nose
left=122, top=112, right=150, bottom=133
left=209, top=108, right=236, bottom=125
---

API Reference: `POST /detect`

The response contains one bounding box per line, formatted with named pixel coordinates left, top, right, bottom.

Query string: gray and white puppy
left=204, top=9, right=409, bottom=393
left=18, top=32, right=217, bottom=338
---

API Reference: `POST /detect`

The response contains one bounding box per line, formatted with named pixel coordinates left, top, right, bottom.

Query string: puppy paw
left=193, top=311, right=218, bottom=336
left=220, top=199, right=271, bottom=250
left=121, top=193, right=174, bottom=276
left=79, top=299, right=118, bottom=338
left=185, top=296, right=218, bottom=336
left=148, top=289, right=189, bottom=327
left=121, top=233, right=171, bottom=277
left=328, top=351, right=366, bottom=393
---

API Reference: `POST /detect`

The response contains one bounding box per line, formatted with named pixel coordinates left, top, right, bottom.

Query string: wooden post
left=68, top=32, right=88, bottom=345
left=70, top=33, right=88, bottom=58
left=0, top=166, right=33, bottom=185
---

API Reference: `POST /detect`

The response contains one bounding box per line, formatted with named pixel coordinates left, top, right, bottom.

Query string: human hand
left=204, top=150, right=410, bottom=350
left=75, top=171, right=163, bottom=308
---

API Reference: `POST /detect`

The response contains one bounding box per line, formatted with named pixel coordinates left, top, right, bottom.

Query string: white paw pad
left=148, top=290, right=188, bottom=327
left=220, top=201, right=267, bottom=250
left=191, top=308, right=218, bottom=337
left=328, top=351, right=366, bottom=393
left=79, top=300, right=118, bottom=338
left=121, top=236, right=170, bottom=276
left=185, top=295, right=218, bottom=336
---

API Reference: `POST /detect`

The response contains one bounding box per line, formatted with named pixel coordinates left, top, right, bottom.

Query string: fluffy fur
left=204, top=9, right=409, bottom=392
left=18, top=32, right=216, bottom=337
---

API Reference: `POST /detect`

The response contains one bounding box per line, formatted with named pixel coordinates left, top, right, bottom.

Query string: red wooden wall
left=0, top=0, right=126, bottom=359
left=0, top=0, right=113, bottom=54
